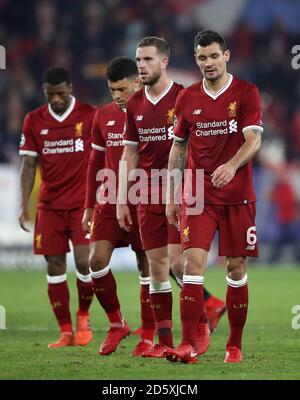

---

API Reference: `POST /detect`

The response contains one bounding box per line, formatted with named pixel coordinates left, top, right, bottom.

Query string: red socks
left=76, top=271, right=94, bottom=317
left=226, top=274, right=249, bottom=349
left=150, top=281, right=173, bottom=347
left=91, top=266, right=123, bottom=327
left=139, top=277, right=156, bottom=342
left=180, top=275, right=204, bottom=348
left=47, top=274, right=72, bottom=333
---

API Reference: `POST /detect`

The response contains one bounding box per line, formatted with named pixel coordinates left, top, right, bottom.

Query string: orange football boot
left=74, top=315, right=93, bottom=346
left=48, top=332, right=74, bottom=348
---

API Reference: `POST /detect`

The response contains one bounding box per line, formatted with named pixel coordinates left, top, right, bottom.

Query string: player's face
left=136, top=46, right=168, bottom=86
left=108, top=77, right=138, bottom=109
left=43, top=82, right=72, bottom=114
left=195, top=42, right=230, bottom=83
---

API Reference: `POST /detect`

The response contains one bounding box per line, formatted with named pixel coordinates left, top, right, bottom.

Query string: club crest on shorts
left=182, top=226, right=190, bottom=242
left=35, top=233, right=42, bottom=249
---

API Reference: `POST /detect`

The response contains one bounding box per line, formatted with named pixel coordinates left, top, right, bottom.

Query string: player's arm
left=211, top=128, right=262, bottom=188
left=117, top=144, right=139, bottom=232
left=19, top=155, right=37, bottom=232
left=82, top=146, right=105, bottom=233
left=166, top=138, right=188, bottom=228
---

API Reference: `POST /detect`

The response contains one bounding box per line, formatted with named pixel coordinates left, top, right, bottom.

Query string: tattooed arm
left=166, top=138, right=189, bottom=228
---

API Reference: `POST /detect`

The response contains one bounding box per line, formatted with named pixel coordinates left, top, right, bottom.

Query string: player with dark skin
left=20, top=82, right=89, bottom=280
left=19, top=66, right=95, bottom=348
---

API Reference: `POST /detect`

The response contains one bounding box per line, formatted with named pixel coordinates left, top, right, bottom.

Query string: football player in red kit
left=118, top=37, right=225, bottom=359
left=166, top=30, right=263, bottom=364
left=82, top=57, right=156, bottom=356
left=19, top=66, right=96, bottom=348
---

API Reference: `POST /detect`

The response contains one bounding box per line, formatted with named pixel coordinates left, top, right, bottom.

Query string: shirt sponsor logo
left=193, top=109, right=202, bottom=115
left=42, top=138, right=85, bottom=154
left=40, top=129, right=48, bottom=135
left=20, top=133, right=26, bottom=147
left=229, top=119, right=237, bottom=133
left=106, top=132, right=124, bottom=147
left=138, top=126, right=169, bottom=142
left=74, top=138, right=84, bottom=152
left=173, top=114, right=178, bottom=128
left=136, top=115, right=143, bottom=121
left=195, top=119, right=238, bottom=137
left=107, top=120, right=115, bottom=126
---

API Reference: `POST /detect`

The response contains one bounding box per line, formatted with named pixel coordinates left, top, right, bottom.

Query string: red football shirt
left=174, top=75, right=263, bottom=205
left=90, top=102, right=126, bottom=208
left=124, top=81, right=183, bottom=173
left=19, top=96, right=96, bottom=209
left=124, top=81, right=183, bottom=202
left=92, top=102, right=126, bottom=176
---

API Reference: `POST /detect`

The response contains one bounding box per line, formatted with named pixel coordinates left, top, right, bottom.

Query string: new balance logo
left=193, top=109, right=202, bottom=115
left=229, top=119, right=237, bottom=133
left=40, top=129, right=48, bottom=135
left=136, top=115, right=143, bottom=121
left=75, top=138, right=84, bottom=152
left=107, top=120, right=115, bottom=126
left=246, top=245, right=255, bottom=251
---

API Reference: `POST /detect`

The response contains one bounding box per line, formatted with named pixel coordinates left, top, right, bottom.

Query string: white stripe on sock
left=47, top=274, right=67, bottom=284
left=183, top=275, right=204, bottom=285
left=175, top=276, right=183, bottom=287
left=89, top=265, right=110, bottom=279
left=76, top=270, right=92, bottom=283
left=150, top=280, right=172, bottom=294
left=226, top=273, right=248, bottom=288
left=139, top=276, right=151, bottom=285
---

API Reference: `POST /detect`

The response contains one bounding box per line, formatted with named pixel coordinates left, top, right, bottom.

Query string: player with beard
left=117, top=37, right=225, bottom=358
left=165, top=30, right=263, bottom=364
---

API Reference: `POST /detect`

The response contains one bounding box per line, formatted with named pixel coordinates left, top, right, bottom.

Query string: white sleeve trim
left=19, top=150, right=39, bottom=157
left=174, top=135, right=187, bottom=142
left=92, top=143, right=105, bottom=152
left=123, top=140, right=139, bottom=146
left=242, top=125, right=263, bottom=134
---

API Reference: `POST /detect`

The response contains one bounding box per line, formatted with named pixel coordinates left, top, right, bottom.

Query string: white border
left=145, top=80, right=174, bottom=105
left=203, top=73, right=233, bottom=100
left=48, top=95, right=76, bottom=122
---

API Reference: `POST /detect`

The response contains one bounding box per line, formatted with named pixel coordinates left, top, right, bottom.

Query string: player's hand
left=117, top=203, right=133, bottom=232
left=82, top=208, right=93, bottom=233
left=211, top=161, right=237, bottom=188
left=166, top=203, right=180, bottom=229
left=19, top=208, right=30, bottom=232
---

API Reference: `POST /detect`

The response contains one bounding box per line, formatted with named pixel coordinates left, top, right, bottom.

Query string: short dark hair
left=42, top=66, right=70, bottom=85
left=106, top=56, right=138, bottom=82
left=137, top=36, right=170, bottom=58
left=194, top=30, right=227, bottom=52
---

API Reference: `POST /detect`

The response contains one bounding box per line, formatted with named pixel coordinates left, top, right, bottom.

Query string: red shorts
left=137, top=203, right=180, bottom=251
left=90, top=204, right=144, bottom=254
left=181, top=203, right=258, bottom=257
left=34, top=208, right=88, bottom=255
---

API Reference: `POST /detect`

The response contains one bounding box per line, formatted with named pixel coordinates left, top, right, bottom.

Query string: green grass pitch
left=0, top=267, right=300, bottom=380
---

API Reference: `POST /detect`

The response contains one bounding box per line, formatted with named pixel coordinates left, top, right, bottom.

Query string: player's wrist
left=20, top=203, right=29, bottom=212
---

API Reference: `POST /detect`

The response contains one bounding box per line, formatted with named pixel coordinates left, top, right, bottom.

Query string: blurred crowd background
left=0, top=0, right=299, bottom=265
